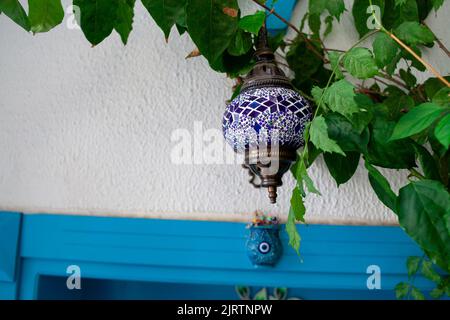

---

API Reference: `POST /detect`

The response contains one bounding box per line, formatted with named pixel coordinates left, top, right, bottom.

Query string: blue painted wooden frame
left=0, top=212, right=440, bottom=300
left=265, top=0, right=297, bottom=34
left=0, top=212, right=22, bottom=299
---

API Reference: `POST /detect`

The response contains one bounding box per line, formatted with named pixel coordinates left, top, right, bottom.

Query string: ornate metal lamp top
left=241, top=25, right=293, bottom=92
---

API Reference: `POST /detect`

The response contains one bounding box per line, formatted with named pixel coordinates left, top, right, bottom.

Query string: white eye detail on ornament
left=258, top=241, right=271, bottom=254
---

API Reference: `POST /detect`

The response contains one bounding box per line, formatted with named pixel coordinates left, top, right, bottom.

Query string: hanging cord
left=242, top=164, right=261, bottom=188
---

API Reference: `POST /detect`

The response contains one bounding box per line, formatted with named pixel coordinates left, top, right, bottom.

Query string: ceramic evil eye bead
left=246, top=226, right=282, bottom=267
left=222, top=87, right=312, bottom=152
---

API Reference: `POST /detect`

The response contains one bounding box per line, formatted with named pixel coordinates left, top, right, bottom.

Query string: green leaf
left=238, top=10, right=265, bottom=35
left=324, top=152, right=360, bottom=186
left=322, top=80, right=360, bottom=118
left=434, top=114, right=450, bottom=149
left=424, top=77, right=449, bottom=100
left=230, top=83, right=242, bottom=101
left=400, top=45, right=426, bottom=72
left=288, top=36, right=330, bottom=94
left=399, top=69, right=417, bottom=88
left=215, top=49, right=254, bottom=76
left=227, top=29, right=252, bottom=56
left=175, top=8, right=187, bottom=35
left=432, top=87, right=450, bottom=107
left=73, top=0, right=119, bottom=45
left=323, top=15, right=333, bottom=37
left=430, top=287, right=444, bottom=299
left=379, top=89, right=415, bottom=121
left=186, top=0, right=238, bottom=65
left=325, top=113, right=369, bottom=153
left=385, top=52, right=401, bottom=75
left=286, top=207, right=301, bottom=254
left=352, top=0, right=385, bottom=38
left=446, top=211, right=450, bottom=236
left=364, top=160, right=397, bottom=212
left=394, top=21, right=435, bottom=46
left=326, top=0, right=346, bottom=21
left=343, top=47, right=379, bottom=79
left=429, top=125, right=448, bottom=158
left=394, top=0, right=408, bottom=6
left=294, top=159, right=321, bottom=195
left=406, top=256, right=421, bottom=277
left=268, top=31, right=286, bottom=52
left=308, top=0, right=327, bottom=15
left=383, top=0, right=419, bottom=30
left=273, top=287, right=288, bottom=300
left=431, top=0, right=445, bottom=11
left=0, top=0, right=30, bottom=31
left=367, top=116, right=416, bottom=169
left=395, top=282, right=410, bottom=299
left=413, top=144, right=441, bottom=180
left=297, top=163, right=321, bottom=196
left=305, top=143, right=322, bottom=168
left=299, top=11, right=309, bottom=33
left=308, top=0, right=345, bottom=33
left=308, top=13, right=321, bottom=35
left=235, top=286, right=250, bottom=300
left=421, top=260, right=441, bottom=283
left=410, top=287, right=426, bottom=300
left=286, top=35, right=323, bottom=87
left=350, top=95, right=374, bottom=133
left=142, top=0, right=186, bottom=40
left=311, top=86, right=325, bottom=105
left=397, top=180, right=450, bottom=272
left=254, top=288, right=267, bottom=300
left=395, top=282, right=425, bottom=300
left=328, top=51, right=343, bottom=79
left=290, top=187, right=306, bottom=223
left=28, top=0, right=64, bottom=33
left=115, top=0, right=135, bottom=45
left=372, top=32, right=399, bottom=68
left=310, top=115, right=345, bottom=155
left=390, top=103, right=444, bottom=140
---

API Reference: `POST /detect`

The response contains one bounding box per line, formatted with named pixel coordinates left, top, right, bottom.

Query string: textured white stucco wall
left=0, top=0, right=448, bottom=224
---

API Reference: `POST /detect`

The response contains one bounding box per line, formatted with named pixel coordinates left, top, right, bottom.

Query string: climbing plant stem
left=388, top=32, right=450, bottom=87
left=299, top=30, right=380, bottom=166
left=368, top=0, right=450, bottom=87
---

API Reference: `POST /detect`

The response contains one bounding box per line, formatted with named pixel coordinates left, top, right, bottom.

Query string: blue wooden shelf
left=0, top=212, right=438, bottom=300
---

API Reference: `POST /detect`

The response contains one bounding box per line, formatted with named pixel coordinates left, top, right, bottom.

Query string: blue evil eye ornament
left=222, top=25, right=312, bottom=203
left=246, top=225, right=283, bottom=267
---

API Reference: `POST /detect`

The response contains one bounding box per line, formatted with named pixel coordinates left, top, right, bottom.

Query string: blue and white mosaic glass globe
left=223, top=86, right=311, bottom=152
left=222, top=25, right=312, bottom=203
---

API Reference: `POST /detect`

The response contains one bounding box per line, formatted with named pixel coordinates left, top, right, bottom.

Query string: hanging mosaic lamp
left=222, top=25, right=312, bottom=204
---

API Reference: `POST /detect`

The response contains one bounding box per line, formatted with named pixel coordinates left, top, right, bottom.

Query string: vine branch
left=368, top=0, right=450, bottom=88
left=299, top=29, right=380, bottom=166
left=388, top=32, right=450, bottom=87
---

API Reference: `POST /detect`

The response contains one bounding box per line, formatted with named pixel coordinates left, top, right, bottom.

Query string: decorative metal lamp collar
left=223, top=25, right=312, bottom=204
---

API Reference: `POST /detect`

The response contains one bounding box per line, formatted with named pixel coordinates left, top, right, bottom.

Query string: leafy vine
left=1, top=0, right=449, bottom=299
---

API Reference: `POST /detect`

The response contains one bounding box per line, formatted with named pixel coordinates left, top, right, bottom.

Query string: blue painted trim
left=0, top=211, right=440, bottom=299
left=14, top=213, right=437, bottom=299
left=0, top=212, right=21, bottom=282
left=0, top=212, right=21, bottom=300
left=266, top=0, right=297, bottom=33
